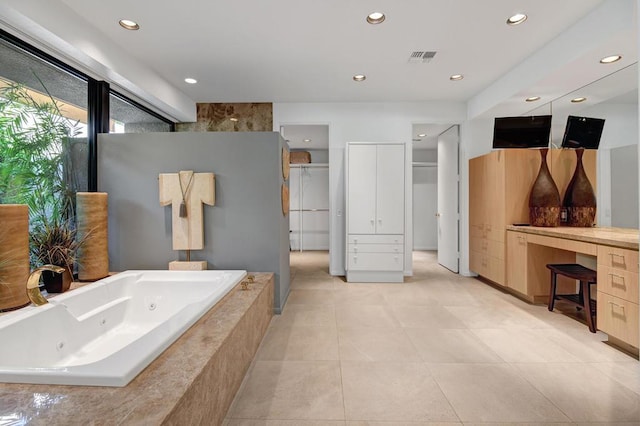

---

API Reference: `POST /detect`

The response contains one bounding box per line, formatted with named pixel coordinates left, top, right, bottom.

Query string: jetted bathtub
left=0, top=270, right=246, bottom=387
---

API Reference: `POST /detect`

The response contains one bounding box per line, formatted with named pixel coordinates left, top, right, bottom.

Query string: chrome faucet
left=26, top=265, right=65, bottom=306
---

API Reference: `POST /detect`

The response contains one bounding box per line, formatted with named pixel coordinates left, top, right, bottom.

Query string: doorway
left=280, top=124, right=331, bottom=278
left=412, top=123, right=460, bottom=273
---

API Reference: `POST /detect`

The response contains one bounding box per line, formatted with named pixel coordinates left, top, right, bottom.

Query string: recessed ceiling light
left=230, top=117, right=239, bottom=122
left=303, top=139, right=311, bottom=143
left=417, top=133, right=426, bottom=138
left=506, top=13, right=527, bottom=26
left=600, top=54, right=622, bottom=64
left=525, top=96, right=541, bottom=102
left=119, top=19, right=140, bottom=30
left=184, top=78, right=197, bottom=84
left=450, top=74, right=464, bottom=81
left=366, top=12, right=386, bottom=24
left=571, top=97, right=587, bottom=103
left=353, top=74, right=366, bottom=82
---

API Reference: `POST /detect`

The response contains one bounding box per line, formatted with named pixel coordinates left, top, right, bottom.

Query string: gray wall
left=97, top=132, right=290, bottom=313
left=611, top=144, right=639, bottom=228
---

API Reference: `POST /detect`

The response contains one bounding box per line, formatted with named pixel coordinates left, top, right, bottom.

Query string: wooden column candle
left=77, top=192, right=109, bottom=281
left=0, top=204, right=30, bottom=311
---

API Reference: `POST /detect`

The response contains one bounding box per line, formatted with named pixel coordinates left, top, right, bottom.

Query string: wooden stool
left=546, top=264, right=597, bottom=333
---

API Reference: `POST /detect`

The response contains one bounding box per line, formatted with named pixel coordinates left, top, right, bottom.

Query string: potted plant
left=30, top=216, right=88, bottom=293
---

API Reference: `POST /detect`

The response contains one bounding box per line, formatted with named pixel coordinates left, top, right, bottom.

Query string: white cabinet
left=346, top=143, right=405, bottom=282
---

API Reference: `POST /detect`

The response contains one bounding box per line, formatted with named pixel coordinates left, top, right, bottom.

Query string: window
left=109, top=91, right=173, bottom=133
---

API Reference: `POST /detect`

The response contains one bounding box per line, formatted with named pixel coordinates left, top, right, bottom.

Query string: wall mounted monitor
left=560, top=115, right=605, bottom=149
left=492, top=115, right=552, bottom=149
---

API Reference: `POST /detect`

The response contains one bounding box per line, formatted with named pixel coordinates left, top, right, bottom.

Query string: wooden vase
left=77, top=192, right=109, bottom=281
left=0, top=204, right=30, bottom=311
left=563, top=148, right=596, bottom=227
left=529, top=148, right=561, bottom=227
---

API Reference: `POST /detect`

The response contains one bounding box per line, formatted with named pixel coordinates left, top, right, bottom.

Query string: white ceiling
left=56, top=0, right=605, bottom=103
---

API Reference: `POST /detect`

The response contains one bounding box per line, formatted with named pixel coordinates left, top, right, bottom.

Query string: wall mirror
left=525, top=63, right=639, bottom=228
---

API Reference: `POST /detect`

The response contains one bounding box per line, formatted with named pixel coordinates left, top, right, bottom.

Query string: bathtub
left=0, top=270, right=246, bottom=387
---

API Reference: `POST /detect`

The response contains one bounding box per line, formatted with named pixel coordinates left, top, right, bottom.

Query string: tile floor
left=225, top=251, right=640, bottom=425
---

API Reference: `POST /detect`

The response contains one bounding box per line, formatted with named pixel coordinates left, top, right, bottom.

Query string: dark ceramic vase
left=42, top=266, right=72, bottom=293
left=529, top=148, right=561, bottom=227
left=563, top=148, right=596, bottom=227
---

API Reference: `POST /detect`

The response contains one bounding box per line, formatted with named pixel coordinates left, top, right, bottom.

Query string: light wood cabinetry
left=507, top=226, right=639, bottom=353
left=470, top=149, right=596, bottom=288
left=346, top=143, right=405, bottom=283
left=469, top=150, right=539, bottom=286
left=597, top=245, right=639, bottom=349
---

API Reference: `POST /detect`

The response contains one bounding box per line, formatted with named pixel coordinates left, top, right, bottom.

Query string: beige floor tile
left=591, top=361, right=640, bottom=394
left=225, top=420, right=346, bottom=426
left=346, top=422, right=461, bottom=426
left=471, top=328, right=581, bottom=363
left=291, top=276, right=339, bottom=290
left=338, top=327, right=422, bottom=362
left=513, top=363, right=640, bottom=422
left=271, top=304, right=337, bottom=328
left=341, top=362, right=459, bottom=422
left=445, top=305, right=550, bottom=329
left=390, top=305, right=468, bottom=329
left=258, top=326, right=339, bottom=361
left=287, top=289, right=335, bottom=305
left=333, top=286, right=386, bottom=305
left=462, top=423, right=573, bottom=426
left=228, top=360, right=344, bottom=420
left=378, top=285, right=440, bottom=306
left=525, top=327, right=634, bottom=363
left=335, top=304, right=402, bottom=328
left=404, top=328, right=504, bottom=363
left=429, top=363, right=570, bottom=423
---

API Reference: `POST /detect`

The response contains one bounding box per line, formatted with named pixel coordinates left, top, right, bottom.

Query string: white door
left=437, top=126, right=459, bottom=272
left=347, top=144, right=377, bottom=234
left=376, top=144, right=405, bottom=234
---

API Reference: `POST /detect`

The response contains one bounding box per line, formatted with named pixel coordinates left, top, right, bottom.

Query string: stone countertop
left=0, top=272, right=273, bottom=425
left=506, top=225, right=639, bottom=250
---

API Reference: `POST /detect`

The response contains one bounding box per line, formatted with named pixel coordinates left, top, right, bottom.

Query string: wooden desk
left=506, top=226, right=639, bottom=354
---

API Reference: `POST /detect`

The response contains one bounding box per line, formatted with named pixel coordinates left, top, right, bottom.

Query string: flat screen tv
left=561, top=115, right=605, bottom=149
left=492, top=115, right=552, bottom=149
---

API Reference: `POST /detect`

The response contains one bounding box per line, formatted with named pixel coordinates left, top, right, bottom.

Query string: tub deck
left=0, top=272, right=274, bottom=425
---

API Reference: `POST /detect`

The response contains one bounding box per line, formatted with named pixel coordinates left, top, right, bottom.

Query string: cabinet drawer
left=348, top=234, right=404, bottom=245
left=597, top=265, right=638, bottom=303
left=469, top=223, right=503, bottom=242
left=597, top=292, right=639, bottom=348
left=348, top=244, right=403, bottom=254
left=470, top=237, right=505, bottom=260
left=347, top=252, right=404, bottom=271
left=597, top=246, right=638, bottom=273
left=470, top=250, right=505, bottom=286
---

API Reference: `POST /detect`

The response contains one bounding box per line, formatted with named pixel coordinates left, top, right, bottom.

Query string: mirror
left=525, top=63, right=639, bottom=228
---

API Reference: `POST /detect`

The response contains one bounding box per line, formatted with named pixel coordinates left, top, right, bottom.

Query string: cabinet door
left=375, top=144, right=405, bottom=234
left=348, top=144, right=377, bottom=234
left=506, top=231, right=527, bottom=295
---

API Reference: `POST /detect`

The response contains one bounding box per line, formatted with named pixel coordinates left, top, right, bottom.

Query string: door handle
left=435, top=213, right=440, bottom=217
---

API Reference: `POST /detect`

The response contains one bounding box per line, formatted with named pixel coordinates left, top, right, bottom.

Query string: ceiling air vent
left=408, top=51, right=437, bottom=63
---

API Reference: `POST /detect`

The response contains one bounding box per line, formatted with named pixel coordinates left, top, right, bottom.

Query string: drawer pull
left=608, top=273, right=626, bottom=288
left=354, top=248, right=358, bottom=253
left=608, top=301, right=625, bottom=310
left=608, top=253, right=627, bottom=267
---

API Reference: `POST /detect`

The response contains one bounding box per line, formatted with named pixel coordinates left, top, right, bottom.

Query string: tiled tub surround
left=0, top=273, right=274, bottom=425
left=225, top=252, right=640, bottom=424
